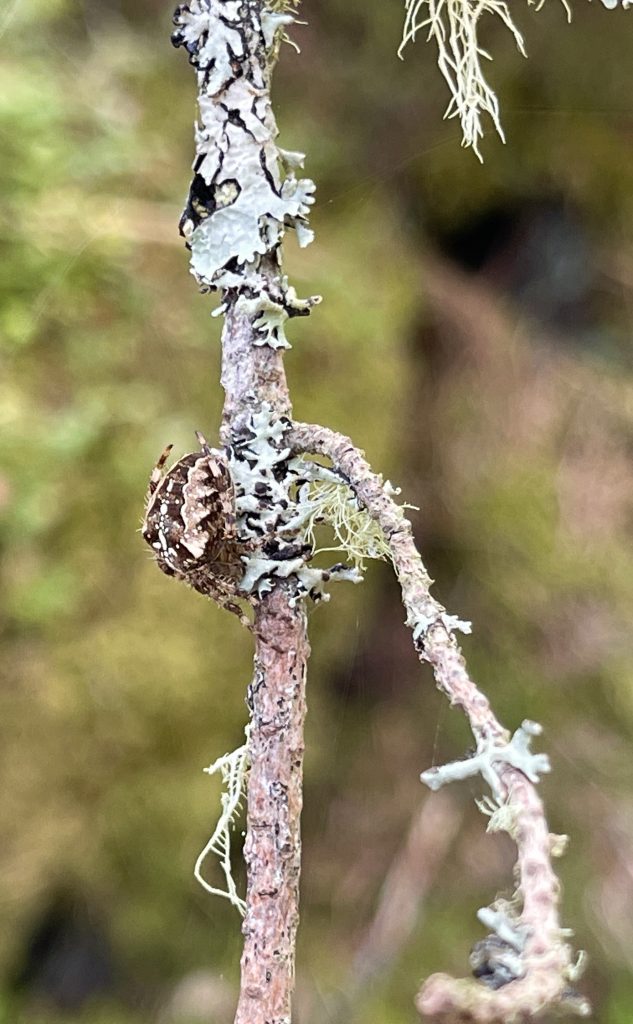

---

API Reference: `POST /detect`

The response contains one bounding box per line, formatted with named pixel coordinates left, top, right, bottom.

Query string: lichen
left=226, top=404, right=362, bottom=601
left=194, top=726, right=250, bottom=915
left=291, top=474, right=393, bottom=571
left=420, top=719, right=551, bottom=799
left=477, top=794, right=519, bottom=838
left=399, top=0, right=629, bottom=159
left=172, top=0, right=318, bottom=348
left=412, top=610, right=472, bottom=642
left=235, top=285, right=321, bottom=350
left=477, top=905, right=527, bottom=954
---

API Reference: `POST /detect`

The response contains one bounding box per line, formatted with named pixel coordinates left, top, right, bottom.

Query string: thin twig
left=289, top=421, right=588, bottom=1022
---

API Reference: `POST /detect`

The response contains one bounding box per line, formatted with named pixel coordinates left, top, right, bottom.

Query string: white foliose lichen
left=227, top=404, right=362, bottom=602
left=172, top=1, right=320, bottom=348
left=477, top=903, right=527, bottom=953
left=231, top=284, right=321, bottom=350
left=420, top=719, right=551, bottom=800
left=411, top=610, right=472, bottom=643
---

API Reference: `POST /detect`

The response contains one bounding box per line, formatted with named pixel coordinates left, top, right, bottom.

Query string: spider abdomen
left=142, top=442, right=246, bottom=600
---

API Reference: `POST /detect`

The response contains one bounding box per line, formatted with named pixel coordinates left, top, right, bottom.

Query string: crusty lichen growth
left=224, top=404, right=362, bottom=600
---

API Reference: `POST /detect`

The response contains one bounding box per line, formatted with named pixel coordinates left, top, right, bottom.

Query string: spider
left=142, top=433, right=254, bottom=630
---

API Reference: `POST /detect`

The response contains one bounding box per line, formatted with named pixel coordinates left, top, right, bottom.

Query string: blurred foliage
left=1, top=1, right=633, bottom=1022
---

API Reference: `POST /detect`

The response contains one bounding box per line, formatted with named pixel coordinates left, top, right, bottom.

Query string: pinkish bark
left=217, top=221, right=307, bottom=1024
left=234, top=587, right=309, bottom=1024
left=217, top=244, right=306, bottom=1024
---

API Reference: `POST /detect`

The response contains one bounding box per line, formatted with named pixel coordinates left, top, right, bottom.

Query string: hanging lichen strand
left=398, top=0, right=630, bottom=159
left=172, top=0, right=320, bottom=350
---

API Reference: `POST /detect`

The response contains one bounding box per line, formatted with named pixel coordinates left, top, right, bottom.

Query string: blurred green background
left=1, top=1, right=633, bottom=1021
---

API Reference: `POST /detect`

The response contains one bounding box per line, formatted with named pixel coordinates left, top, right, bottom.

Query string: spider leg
left=195, top=430, right=212, bottom=454
left=147, top=444, right=174, bottom=500
left=224, top=600, right=255, bottom=632
left=208, top=579, right=254, bottom=632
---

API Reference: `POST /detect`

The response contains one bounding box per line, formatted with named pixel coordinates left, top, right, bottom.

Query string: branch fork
left=166, top=3, right=586, bottom=1021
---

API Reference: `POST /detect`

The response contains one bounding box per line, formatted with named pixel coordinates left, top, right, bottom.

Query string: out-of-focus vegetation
left=1, top=1, right=632, bottom=1021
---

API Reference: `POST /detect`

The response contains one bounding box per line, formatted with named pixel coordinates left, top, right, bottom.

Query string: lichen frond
left=420, top=719, right=551, bottom=799
left=194, top=728, right=250, bottom=915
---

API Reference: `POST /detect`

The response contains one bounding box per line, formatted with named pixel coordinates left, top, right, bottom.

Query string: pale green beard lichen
left=399, top=0, right=627, bottom=160
left=296, top=477, right=393, bottom=572
left=399, top=0, right=528, bottom=159
left=194, top=727, right=250, bottom=915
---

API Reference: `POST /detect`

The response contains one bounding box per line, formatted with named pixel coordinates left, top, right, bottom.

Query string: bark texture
left=221, top=276, right=307, bottom=1024
left=235, top=588, right=309, bottom=1024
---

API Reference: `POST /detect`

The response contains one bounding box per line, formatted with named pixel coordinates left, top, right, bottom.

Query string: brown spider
left=142, top=434, right=253, bottom=630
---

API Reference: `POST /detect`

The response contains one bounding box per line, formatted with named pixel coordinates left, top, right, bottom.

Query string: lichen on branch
left=172, top=0, right=320, bottom=349
left=226, top=403, right=362, bottom=600
left=195, top=727, right=250, bottom=914
left=167, top=7, right=361, bottom=1024
left=289, top=421, right=589, bottom=1021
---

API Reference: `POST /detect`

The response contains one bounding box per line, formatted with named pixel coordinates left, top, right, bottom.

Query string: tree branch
left=171, top=3, right=318, bottom=1021
left=167, top=1, right=587, bottom=1019
left=289, top=422, right=589, bottom=1022
left=236, top=588, right=309, bottom=1024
